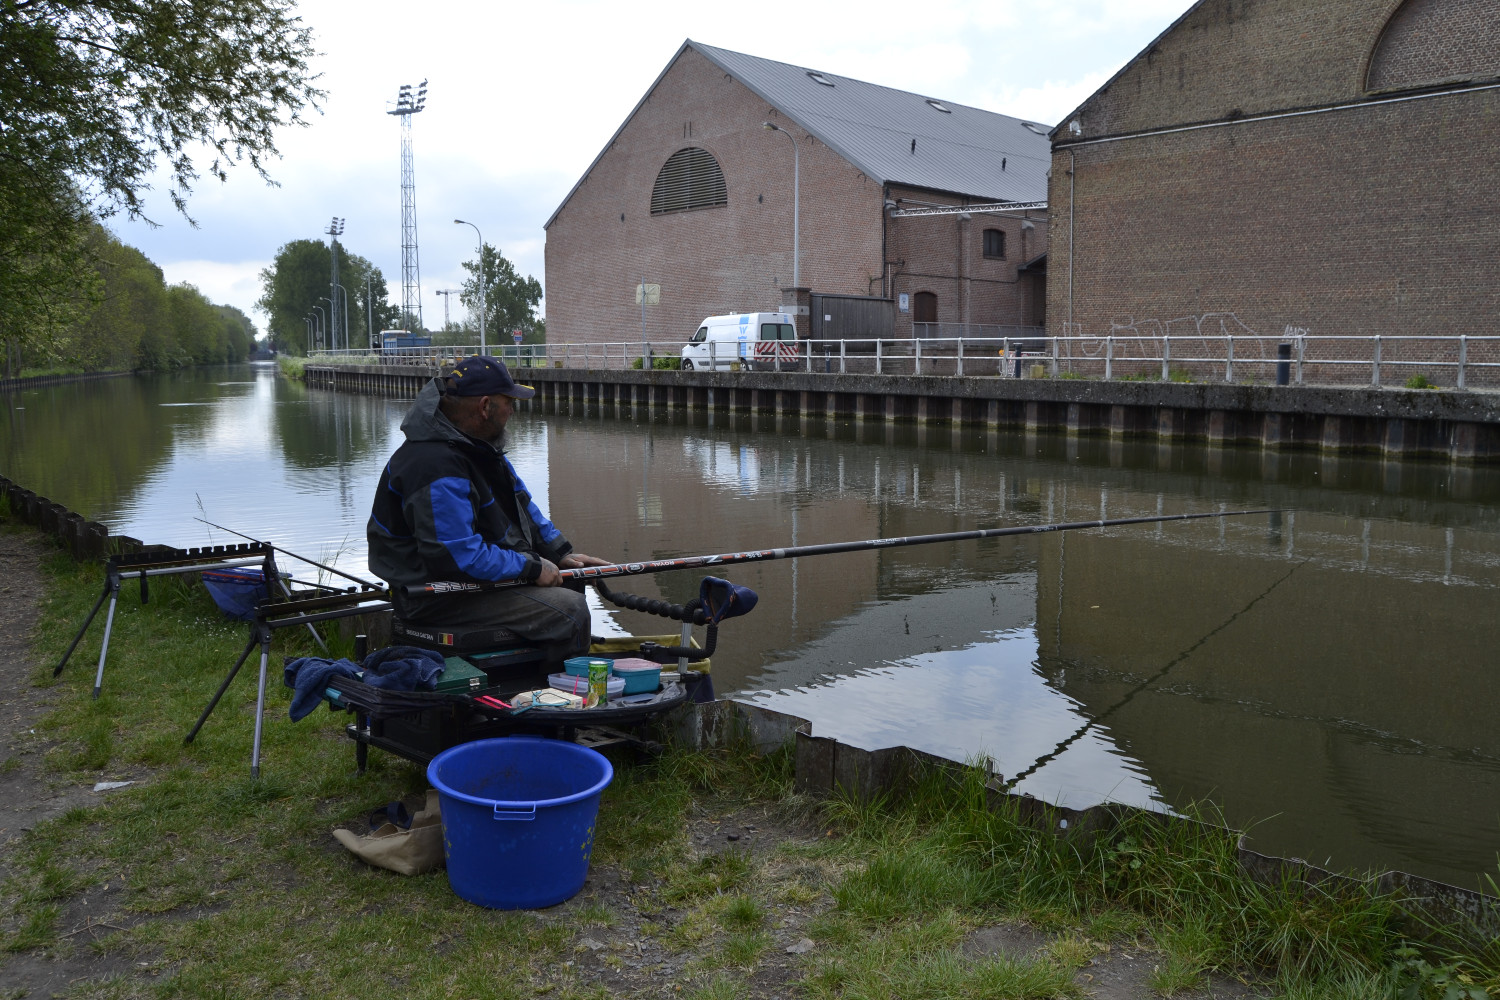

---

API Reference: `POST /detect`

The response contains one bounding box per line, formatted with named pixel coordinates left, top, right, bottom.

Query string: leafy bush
left=630, top=356, right=680, bottom=370
left=1405, top=374, right=1436, bottom=390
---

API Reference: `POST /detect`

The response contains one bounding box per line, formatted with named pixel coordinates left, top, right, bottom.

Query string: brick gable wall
left=545, top=47, right=883, bottom=348
left=1047, top=0, right=1500, bottom=382
left=545, top=46, right=1048, bottom=349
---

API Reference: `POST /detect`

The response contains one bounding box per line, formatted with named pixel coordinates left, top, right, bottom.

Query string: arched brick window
left=650, top=147, right=728, bottom=215
left=1367, top=0, right=1500, bottom=92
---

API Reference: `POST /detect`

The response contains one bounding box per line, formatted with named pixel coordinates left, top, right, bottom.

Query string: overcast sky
left=114, top=0, right=1197, bottom=336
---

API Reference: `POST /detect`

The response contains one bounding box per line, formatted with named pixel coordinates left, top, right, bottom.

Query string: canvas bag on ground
left=333, top=789, right=444, bottom=875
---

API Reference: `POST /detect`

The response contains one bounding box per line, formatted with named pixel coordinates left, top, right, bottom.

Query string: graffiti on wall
left=1059, top=313, right=1309, bottom=363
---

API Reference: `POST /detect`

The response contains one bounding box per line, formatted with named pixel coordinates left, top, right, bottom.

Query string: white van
left=681, top=312, right=798, bottom=371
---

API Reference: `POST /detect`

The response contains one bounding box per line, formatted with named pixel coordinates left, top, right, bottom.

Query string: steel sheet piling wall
left=302, top=364, right=1500, bottom=464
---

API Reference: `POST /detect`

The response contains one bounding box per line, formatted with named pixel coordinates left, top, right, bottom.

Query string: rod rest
left=592, top=580, right=714, bottom=663
left=591, top=579, right=708, bottom=625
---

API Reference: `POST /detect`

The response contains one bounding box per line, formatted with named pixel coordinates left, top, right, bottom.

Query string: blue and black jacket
left=367, top=379, right=571, bottom=608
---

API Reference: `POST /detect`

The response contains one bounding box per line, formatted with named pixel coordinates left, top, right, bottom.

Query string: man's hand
left=559, top=553, right=612, bottom=569
left=536, top=553, right=611, bottom=586
left=535, top=558, right=562, bottom=587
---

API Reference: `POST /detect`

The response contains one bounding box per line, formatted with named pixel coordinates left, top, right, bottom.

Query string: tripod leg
left=184, top=631, right=258, bottom=744
left=54, top=582, right=110, bottom=677
left=91, top=591, right=120, bottom=700
left=250, top=626, right=272, bottom=779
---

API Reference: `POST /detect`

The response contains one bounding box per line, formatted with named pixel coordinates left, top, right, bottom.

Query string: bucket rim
left=426, top=737, right=614, bottom=811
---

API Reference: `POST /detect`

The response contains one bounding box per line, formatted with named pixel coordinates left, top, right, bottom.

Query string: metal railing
left=913, top=322, right=1045, bottom=342
left=307, top=334, right=1500, bottom=388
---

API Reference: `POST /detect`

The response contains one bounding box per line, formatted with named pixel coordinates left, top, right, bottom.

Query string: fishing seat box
left=355, top=632, right=711, bottom=762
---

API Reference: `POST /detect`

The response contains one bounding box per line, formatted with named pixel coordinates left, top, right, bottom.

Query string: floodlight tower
left=387, top=79, right=428, bottom=331
left=323, top=217, right=345, bottom=350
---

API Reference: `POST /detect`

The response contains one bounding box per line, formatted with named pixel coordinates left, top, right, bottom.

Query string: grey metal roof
left=691, top=41, right=1052, bottom=203
left=545, top=40, right=1050, bottom=229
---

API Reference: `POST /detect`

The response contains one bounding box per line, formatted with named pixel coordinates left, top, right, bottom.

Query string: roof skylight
left=1022, top=122, right=1048, bottom=134
left=925, top=99, right=950, bottom=113
left=806, top=71, right=835, bottom=87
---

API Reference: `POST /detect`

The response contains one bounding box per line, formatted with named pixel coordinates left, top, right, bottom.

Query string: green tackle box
left=435, top=657, right=489, bottom=694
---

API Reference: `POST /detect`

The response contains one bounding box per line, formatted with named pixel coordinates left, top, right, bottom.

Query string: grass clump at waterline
left=1, top=521, right=1497, bottom=999
left=276, top=354, right=310, bottom=380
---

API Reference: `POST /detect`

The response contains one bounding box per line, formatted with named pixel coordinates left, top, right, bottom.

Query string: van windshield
left=759, top=323, right=795, bottom=341
left=690, top=327, right=707, bottom=343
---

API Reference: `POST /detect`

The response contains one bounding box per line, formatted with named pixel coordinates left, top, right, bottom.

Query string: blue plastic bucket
left=427, top=737, right=613, bottom=909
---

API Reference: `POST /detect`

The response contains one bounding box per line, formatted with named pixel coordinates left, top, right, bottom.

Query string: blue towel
left=284, top=657, right=361, bottom=722
left=283, top=646, right=447, bottom=723
left=360, top=646, right=446, bottom=690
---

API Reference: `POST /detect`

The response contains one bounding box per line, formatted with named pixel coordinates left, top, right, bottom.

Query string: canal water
left=4, top=364, right=1499, bottom=890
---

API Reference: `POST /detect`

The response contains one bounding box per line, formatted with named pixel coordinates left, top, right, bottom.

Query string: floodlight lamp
left=762, top=121, right=779, bottom=131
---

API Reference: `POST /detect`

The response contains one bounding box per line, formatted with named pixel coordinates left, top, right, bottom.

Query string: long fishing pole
left=406, top=508, right=1282, bottom=597
left=193, top=517, right=383, bottom=591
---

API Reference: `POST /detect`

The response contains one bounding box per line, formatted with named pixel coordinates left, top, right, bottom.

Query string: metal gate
left=810, top=294, right=894, bottom=346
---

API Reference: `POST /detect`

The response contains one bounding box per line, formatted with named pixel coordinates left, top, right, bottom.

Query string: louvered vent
left=650, top=147, right=728, bottom=215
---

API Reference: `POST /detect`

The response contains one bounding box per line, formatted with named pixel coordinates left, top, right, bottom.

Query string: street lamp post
left=311, top=306, right=326, bottom=351
left=334, top=283, right=349, bottom=353
left=325, top=217, right=345, bottom=350
left=763, top=122, right=800, bottom=290
left=454, top=219, right=485, bottom=353
left=318, top=297, right=333, bottom=352
left=304, top=317, right=313, bottom=351
left=364, top=273, right=375, bottom=349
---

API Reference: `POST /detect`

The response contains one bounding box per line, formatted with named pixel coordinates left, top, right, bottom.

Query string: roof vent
left=806, top=71, right=835, bottom=87
left=1022, top=122, right=1047, bottom=135
left=925, top=99, right=950, bottom=113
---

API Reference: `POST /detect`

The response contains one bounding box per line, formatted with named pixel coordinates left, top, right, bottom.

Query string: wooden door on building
left=913, top=291, right=937, bottom=324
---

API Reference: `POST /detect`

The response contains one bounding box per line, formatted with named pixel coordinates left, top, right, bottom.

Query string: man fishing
left=367, top=355, right=610, bottom=659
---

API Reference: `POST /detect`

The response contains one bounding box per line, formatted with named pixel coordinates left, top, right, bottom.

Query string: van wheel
left=681, top=358, right=694, bottom=371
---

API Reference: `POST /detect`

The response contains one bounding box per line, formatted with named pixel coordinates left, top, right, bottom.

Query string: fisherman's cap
left=443, top=355, right=535, bottom=399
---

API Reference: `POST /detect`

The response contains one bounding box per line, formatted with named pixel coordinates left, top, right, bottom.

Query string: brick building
left=544, top=41, right=1051, bottom=349
left=1047, top=0, right=1500, bottom=381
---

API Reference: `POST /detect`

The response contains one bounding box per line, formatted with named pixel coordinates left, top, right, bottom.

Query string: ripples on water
left=4, top=364, right=1500, bottom=888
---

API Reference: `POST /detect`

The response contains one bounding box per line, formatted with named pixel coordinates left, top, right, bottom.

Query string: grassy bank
left=276, top=355, right=310, bottom=380
left=1, top=520, right=1496, bottom=999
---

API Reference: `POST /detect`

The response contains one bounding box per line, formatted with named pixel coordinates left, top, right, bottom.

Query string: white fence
left=308, top=334, right=1500, bottom=388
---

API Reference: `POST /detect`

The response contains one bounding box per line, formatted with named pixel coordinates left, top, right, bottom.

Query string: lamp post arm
left=455, top=219, right=485, bottom=353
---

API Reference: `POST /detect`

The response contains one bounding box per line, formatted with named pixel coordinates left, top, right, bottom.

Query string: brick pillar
left=781, top=287, right=811, bottom=341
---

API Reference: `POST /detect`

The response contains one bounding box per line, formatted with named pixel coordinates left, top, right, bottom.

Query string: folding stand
left=183, top=586, right=391, bottom=778
left=54, top=544, right=276, bottom=699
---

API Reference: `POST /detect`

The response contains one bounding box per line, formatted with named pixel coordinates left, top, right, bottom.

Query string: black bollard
left=1276, top=342, right=1292, bottom=386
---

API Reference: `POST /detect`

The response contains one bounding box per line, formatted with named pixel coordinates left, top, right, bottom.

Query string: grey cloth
left=402, top=584, right=591, bottom=662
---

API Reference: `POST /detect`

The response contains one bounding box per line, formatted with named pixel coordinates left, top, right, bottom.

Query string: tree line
left=258, top=239, right=544, bottom=354
left=1, top=216, right=257, bottom=378
left=1, top=0, right=320, bottom=375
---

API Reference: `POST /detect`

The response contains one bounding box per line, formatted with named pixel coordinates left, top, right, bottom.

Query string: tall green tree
left=259, top=239, right=391, bottom=354
left=0, top=0, right=322, bottom=354
left=460, top=243, right=544, bottom=346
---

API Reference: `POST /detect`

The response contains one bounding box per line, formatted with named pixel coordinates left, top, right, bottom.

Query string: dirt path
left=0, top=533, right=141, bottom=995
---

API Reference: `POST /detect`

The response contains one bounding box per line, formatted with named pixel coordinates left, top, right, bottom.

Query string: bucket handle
left=493, top=803, right=537, bottom=822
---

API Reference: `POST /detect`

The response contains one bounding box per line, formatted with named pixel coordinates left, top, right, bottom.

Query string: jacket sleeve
left=507, top=458, right=573, bottom=563
left=406, top=466, right=540, bottom=584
